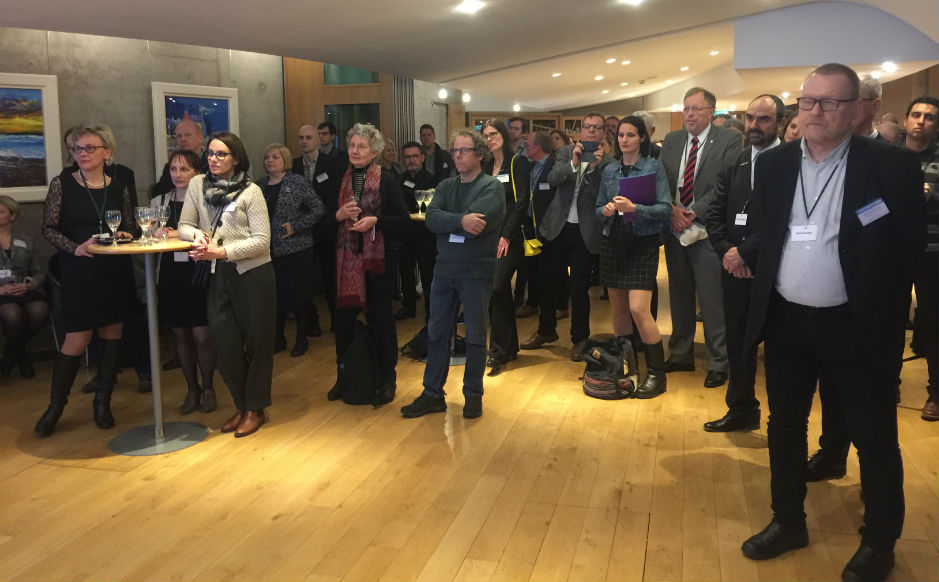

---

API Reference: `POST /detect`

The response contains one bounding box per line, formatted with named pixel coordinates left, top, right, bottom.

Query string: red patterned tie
left=679, top=136, right=699, bottom=207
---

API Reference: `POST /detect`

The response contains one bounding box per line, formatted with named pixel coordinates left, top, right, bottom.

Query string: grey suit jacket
left=660, top=125, right=742, bottom=222
left=539, top=143, right=612, bottom=254
left=0, top=232, right=46, bottom=288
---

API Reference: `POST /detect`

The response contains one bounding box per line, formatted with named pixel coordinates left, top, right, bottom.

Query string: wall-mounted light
left=881, top=61, right=898, bottom=73
left=438, top=88, right=448, bottom=99
left=512, top=103, right=521, bottom=112
left=462, top=93, right=471, bottom=103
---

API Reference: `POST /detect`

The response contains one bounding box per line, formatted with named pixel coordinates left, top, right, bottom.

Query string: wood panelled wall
left=283, top=57, right=395, bottom=158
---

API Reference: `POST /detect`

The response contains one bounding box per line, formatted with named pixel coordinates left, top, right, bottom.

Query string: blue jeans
left=422, top=276, right=492, bottom=399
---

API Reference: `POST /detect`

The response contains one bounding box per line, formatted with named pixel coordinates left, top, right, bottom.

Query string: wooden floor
left=0, top=262, right=937, bottom=581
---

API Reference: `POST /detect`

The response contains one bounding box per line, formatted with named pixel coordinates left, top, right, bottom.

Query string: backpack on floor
left=401, top=326, right=429, bottom=360
left=338, top=321, right=383, bottom=406
left=580, top=338, right=635, bottom=400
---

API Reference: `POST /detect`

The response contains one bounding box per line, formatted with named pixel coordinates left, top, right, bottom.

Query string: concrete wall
left=0, top=26, right=285, bottom=256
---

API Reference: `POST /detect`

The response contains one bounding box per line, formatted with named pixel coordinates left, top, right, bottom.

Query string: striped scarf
left=336, top=163, right=385, bottom=310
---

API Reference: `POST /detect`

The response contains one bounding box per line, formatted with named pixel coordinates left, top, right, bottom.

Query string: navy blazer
left=705, top=145, right=759, bottom=261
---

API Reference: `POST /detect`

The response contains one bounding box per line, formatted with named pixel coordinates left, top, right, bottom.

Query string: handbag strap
left=508, top=155, right=535, bottom=239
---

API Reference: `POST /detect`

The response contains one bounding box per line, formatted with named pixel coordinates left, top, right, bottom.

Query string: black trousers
left=398, top=226, right=437, bottom=321
left=538, top=223, right=594, bottom=344
left=488, top=236, right=523, bottom=362
left=721, top=271, right=758, bottom=412
left=311, top=235, right=337, bottom=329
left=334, top=251, right=399, bottom=386
left=912, top=251, right=938, bottom=399
left=514, top=253, right=541, bottom=308
left=763, top=292, right=904, bottom=550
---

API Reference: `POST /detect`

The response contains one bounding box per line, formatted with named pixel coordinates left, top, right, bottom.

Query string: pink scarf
left=336, top=163, right=385, bottom=309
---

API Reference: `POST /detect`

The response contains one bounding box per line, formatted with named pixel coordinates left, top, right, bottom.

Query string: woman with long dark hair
left=178, top=132, right=275, bottom=438
left=480, top=119, right=530, bottom=375
left=596, top=115, right=671, bottom=398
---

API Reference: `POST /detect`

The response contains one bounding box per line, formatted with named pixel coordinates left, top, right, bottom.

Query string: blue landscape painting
left=0, top=88, right=47, bottom=188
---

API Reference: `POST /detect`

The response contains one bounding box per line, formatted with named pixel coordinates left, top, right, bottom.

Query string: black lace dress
left=156, top=198, right=208, bottom=327
left=41, top=173, right=136, bottom=332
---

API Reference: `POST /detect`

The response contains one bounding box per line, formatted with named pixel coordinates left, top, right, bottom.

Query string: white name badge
left=316, top=173, right=329, bottom=183
left=223, top=201, right=237, bottom=212
left=791, top=224, right=818, bottom=242
left=449, top=233, right=465, bottom=244
left=538, top=182, right=550, bottom=190
left=442, top=162, right=448, bottom=169
left=856, top=197, right=889, bottom=226
left=403, top=180, right=415, bottom=189
left=735, top=213, right=748, bottom=226
left=12, top=238, right=27, bottom=248
left=497, top=174, right=510, bottom=183
left=174, top=252, right=189, bottom=263
left=0, top=269, right=11, bottom=279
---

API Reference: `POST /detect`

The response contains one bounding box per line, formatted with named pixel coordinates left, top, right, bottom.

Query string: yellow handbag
left=510, top=155, right=542, bottom=257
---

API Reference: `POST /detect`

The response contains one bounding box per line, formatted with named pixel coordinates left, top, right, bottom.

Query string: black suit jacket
left=742, top=136, right=926, bottom=350
left=529, top=155, right=557, bottom=238
left=292, top=152, right=348, bottom=240
left=705, top=146, right=757, bottom=261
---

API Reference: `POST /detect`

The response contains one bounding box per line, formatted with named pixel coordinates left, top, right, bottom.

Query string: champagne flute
left=104, top=210, right=122, bottom=246
left=418, top=190, right=428, bottom=214
left=426, top=188, right=435, bottom=209
left=157, top=207, right=170, bottom=240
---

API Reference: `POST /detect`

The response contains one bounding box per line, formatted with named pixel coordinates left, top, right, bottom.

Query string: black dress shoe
left=741, top=520, right=809, bottom=560
left=664, top=359, right=694, bottom=373
left=841, top=545, right=894, bottom=582
left=704, top=409, right=760, bottom=432
left=805, top=449, right=847, bottom=482
left=487, top=357, right=505, bottom=376
left=291, top=338, right=309, bottom=357
left=327, top=382, right=342, bottom=401
left=394, top=308, right=416, bottom=321
left=704, top=370, right=728, bottom=388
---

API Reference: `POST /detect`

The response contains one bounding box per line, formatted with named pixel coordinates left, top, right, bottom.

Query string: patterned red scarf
left=336, top=163, right=385, bottom=309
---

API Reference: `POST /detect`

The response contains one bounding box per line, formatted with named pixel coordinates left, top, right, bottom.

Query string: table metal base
left=108, top=422, right=209, bottom=456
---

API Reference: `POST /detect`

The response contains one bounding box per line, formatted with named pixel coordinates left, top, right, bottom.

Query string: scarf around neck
left=203, top=171, right=248, bottom=207
left=336, top=163, right=385, bottom=310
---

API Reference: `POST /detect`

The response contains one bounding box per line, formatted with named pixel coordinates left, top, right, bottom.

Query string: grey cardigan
left=0, top=232, right=46, bottom=288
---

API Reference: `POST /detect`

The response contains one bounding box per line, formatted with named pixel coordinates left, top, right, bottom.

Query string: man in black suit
left=419, top=124, right=455, bottom=183
left=660, top=88, right=742, bottom=387
left=738, top=64, right=926, bottom=582
left=514, top=131, right=556, bottom=318
left=292, top=123, right=349, bottom=335
left=396, top=141, right=439, bottom=321
left=702, top=94, right=783, bottom=433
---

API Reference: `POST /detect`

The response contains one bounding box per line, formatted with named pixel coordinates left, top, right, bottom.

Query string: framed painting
left=0, top=73, right=63, bottom=202
left=151, top=82, right=239, bottom=176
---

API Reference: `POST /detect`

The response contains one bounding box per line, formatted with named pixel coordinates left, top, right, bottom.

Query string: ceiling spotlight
left=462, top=93, right=471, bottom=103
left=666, top=79, right=673, bottom=84
left=671, top=103, right=682, bottom=112
left=620, top=82, right=629, bottom=86
left=438, top=88, right=448, bottom=99
left=605, top=58, right=616, bottom=64
left=781, top=91, right=790, bottom=99
left=512, top=103, right=521, bottom=112
left=709, top=50, right=720, bottom=56
left=454, top=0, right=485, bottom=15
left=602, top=89, right=610, bottom=94
left=627, top=92, right=637, bottom=97
left=619, top=0, right=644, bottom=5
left=621, top=60, right=631, bottom=65
left=881, top=61, right=898, bottom=73
left=552, top=72, right=562, bottom=77
left=594, top=75, right=604, bottom=81
left=870, top=70, right=882, bottom=79
left=680, top=66, right=689, bottom=72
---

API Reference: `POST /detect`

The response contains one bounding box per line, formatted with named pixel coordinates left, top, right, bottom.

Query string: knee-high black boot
left=615, top=335, right=640, bottom=387
left=35, top=352, right=83, bottom=437
left=93, top=339, right=121, bottom=429
left=634, top=341, right=667, bottom=399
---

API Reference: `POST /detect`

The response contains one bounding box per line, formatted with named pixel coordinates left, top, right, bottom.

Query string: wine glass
left=417, top=190, right=428, bottom=214
left=104, top=210, right=122, bottom=246
left=426, top=188, right=435, bottom=209
left=157, top=207, right=171, bottom=240
left=135, top=207, right=155, bottom=245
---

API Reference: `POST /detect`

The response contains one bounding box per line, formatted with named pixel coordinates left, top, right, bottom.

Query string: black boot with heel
left=35, top=352, right=83, bottom=438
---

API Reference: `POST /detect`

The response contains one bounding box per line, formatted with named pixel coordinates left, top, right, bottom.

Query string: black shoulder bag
left=191, top=190, right=244, bottom=288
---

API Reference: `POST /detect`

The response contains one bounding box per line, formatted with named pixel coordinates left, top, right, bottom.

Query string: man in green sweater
left=401, top=130, right=506, bottom=419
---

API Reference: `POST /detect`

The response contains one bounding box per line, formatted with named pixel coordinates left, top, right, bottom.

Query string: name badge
left=856, top=197, right=889, bottom=226
left=497, top=174, right=510, bottom=183
left=316, top=173, right=329, bottom=183
left=538, top=182, right=550, bottom=190
left=0, top=269, right=11, bottom=279
left=210, top=259, right=217, bottom=274
left=223, top=201, right=237, bottom=213
left=174, top=252, right=189, bottom=263
left=791, top=224, right=818, bottom=242
left=403, top=180, right=415, bottom=188
left=12, top=238, right=27, bottom=248
left=449, top=233, right=465, bottom=244
left=735, top=213, right=748, bottom=226
left=442, top=162, right=448, bottom=169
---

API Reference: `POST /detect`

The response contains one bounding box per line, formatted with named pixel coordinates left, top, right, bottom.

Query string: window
left=323, top=64, right=379, bottom=86
left=325, top=104, right=381, bottom=148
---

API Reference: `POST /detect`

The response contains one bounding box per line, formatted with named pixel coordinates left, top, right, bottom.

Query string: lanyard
left=799, top=147, right=848, bottom=221
left=80, top=169, right=108, bottom=234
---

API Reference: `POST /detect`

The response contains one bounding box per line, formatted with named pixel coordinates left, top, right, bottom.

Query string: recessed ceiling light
left=594, top=75, right=604, bottom=81
left=781, top=91, right=791, bottom=99
left=621, top=60, right=631, bottom=65
left=605, top=58, right=616, bottom=64
left=462, top=93, right=471, bottom=103
left=666, top=79, right=673, bottom=84
left=552, top=72, right=562, bottom=78
left=438, top=88, right=448, bottom=99
left=709, top=50, right=720, bottom=56
left=881, top=61, right=898, bottom=73
left=671, top=103, right=682, bottom=112
left=512, top=103, right=521, bottom=112
left=620, top=82, right=629, bottom=86
left=680, top=66, right=689, bottom=72
left=454, top=0, right=485, bottom=15
left=619, top=0, right=644, bottom=6
left=627, top=92, right=637, bottom=97
left=870, top=70, right=882, bottom=79
left=602, top=90, right=610, bottom=94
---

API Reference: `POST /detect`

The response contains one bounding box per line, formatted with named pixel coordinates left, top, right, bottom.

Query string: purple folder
left=617, top=172, right=656, bottom=222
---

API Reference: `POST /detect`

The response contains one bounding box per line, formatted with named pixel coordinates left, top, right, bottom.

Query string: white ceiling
left=1, top=0, right=936, bottom=112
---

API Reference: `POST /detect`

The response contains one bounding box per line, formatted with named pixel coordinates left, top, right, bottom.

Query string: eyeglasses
left=70, top=144, right=106, bottom=155
left=452, top=147, right=477, bottom=155
left=797, top=97, right=857, bottom=111
left=482, top=131, right=500, bottom=140
left=682, top=106, right=714, bottom=114
left=581, top=123, right=604, bottom=131
left=403, top=154, right=422, bottom=160
left=206, top=150, right=232, bottom=160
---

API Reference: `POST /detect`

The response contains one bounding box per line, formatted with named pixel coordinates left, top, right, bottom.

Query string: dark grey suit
left=660, top=124, right=742, bottom=372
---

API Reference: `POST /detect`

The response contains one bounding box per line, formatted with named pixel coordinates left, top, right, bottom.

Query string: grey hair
left=451, top=129, right=491, bottom=163
left=529, top=131, right=551, bottom=153
left=71, top=122, right=117, bottom=161
left=349, top=123, right=385, bottom=154
left=859, top=75, right=883, bottom=100
left=632, top=110, right=655, bottom=130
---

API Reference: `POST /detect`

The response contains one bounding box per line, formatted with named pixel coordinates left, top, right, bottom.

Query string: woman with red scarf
left=328, top=123, right=410, bottom=404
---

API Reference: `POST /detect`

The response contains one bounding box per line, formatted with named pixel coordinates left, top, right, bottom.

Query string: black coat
left=705, top=146, right=757, bottom=261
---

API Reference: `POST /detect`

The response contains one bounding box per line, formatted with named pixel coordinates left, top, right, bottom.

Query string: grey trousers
left=208, top=261, right=276, bottom=411
left=663, top=232, right=728, bottom=372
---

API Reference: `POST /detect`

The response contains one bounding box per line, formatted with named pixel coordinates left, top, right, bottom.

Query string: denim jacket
left=595, top=155, right=672, bottom=237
